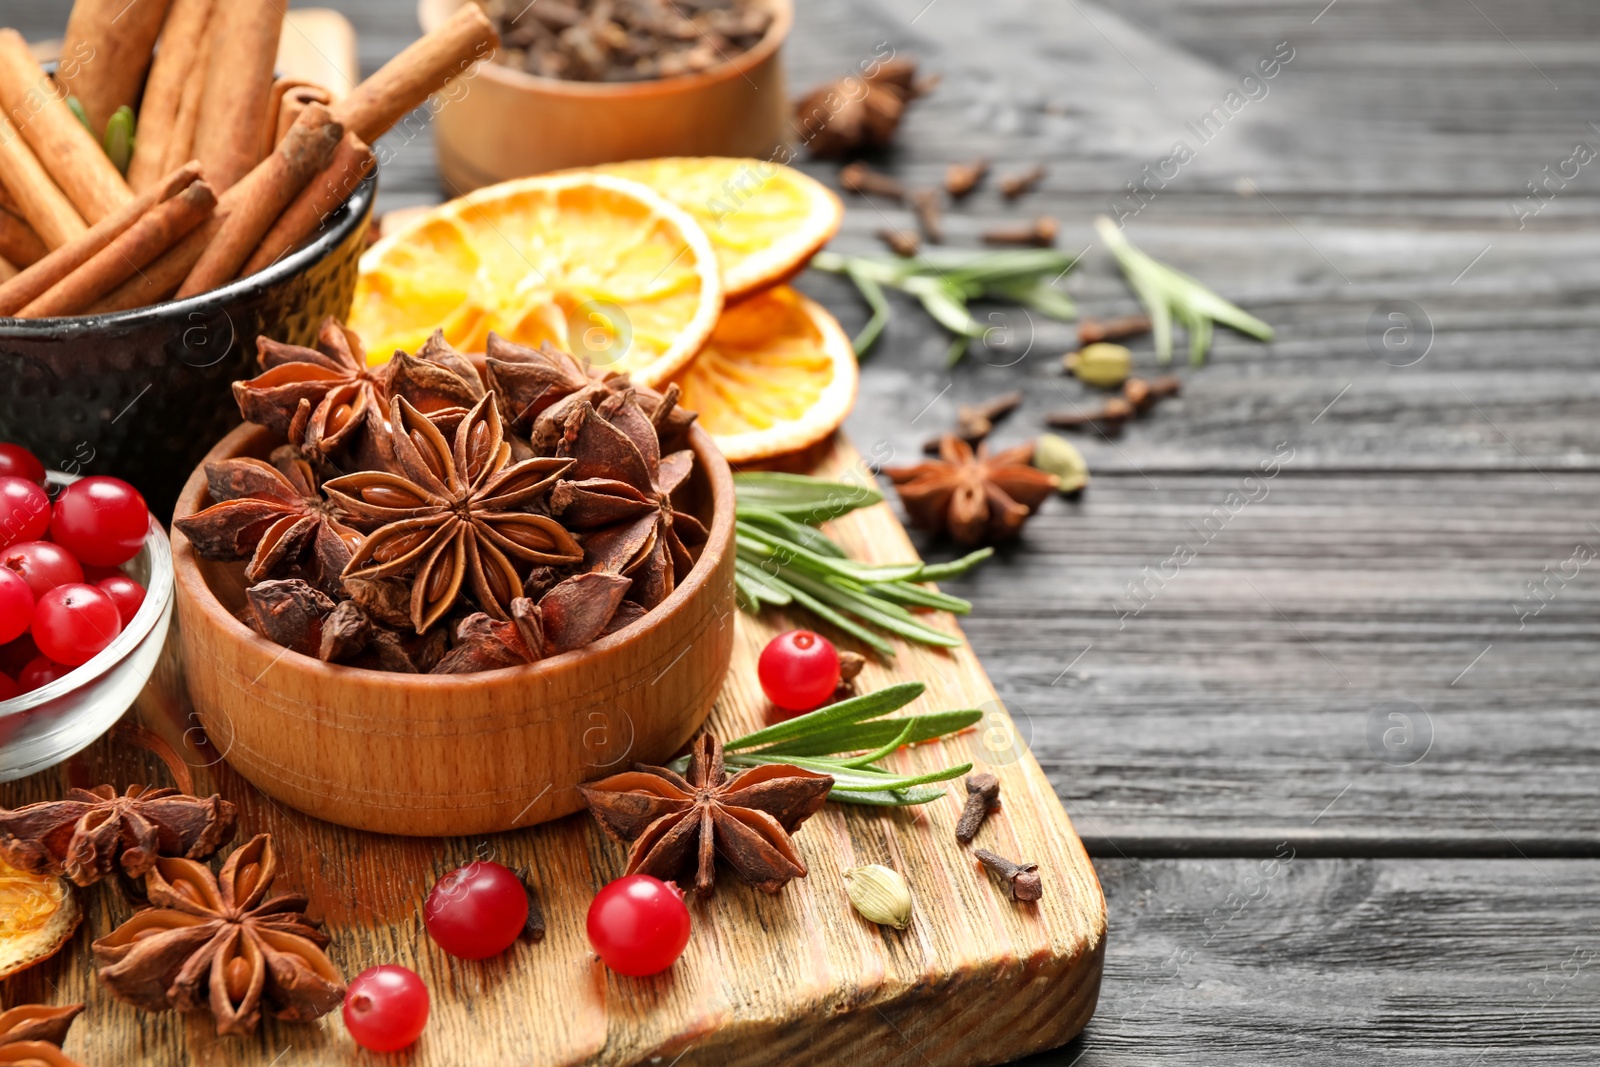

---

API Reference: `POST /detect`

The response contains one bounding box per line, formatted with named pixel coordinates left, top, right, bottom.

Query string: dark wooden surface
left=9, top=0, right=1600, bottom=1062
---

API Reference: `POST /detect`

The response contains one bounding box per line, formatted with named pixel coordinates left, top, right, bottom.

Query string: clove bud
left=982, top=217, right=1058, bottom=247
left=955, top=773, right=1001, bottom=843
left=924, top=390, right=1023, bottom=452
left=974, top=849, right=1042, bottom=902
left=945, top=157, right=990, bottom=198
left=876, top=227, right=920, bottom=258
left=840, top=162, right=907, bottom=200
left=998, top=163, right=1047, bottom=199
left=909, top=188, right=945, bottom=243
left=1079, top=313, right=1152, bottom=345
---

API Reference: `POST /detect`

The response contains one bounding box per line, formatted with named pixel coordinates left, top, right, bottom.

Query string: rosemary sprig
left=1094, top=215, right=1274, bottom=365
left=811, top=248, right=1080, bottom=362
left=733, top=473, right=992, bottom=656
left=670, top=682, right=983, bottom=806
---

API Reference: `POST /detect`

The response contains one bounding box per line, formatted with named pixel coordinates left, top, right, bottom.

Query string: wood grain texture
left=0, top=436, right=1104, bottom=1066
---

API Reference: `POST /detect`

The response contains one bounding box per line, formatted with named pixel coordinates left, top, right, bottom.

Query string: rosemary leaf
left=731, top=472, right=882, bottom=521
left=745, top=709, right=984, bottom=758
left=837, top=719, right=917, bottom=768
left=845, top=260, right=892, bottom=356
left=876, top=580, right=973, bottom=614
left=916, top=549, right=995, bottom=581
left=1094, top=215, right=1273, bottom=365
left=824, top=785, right=950, bottom=807
left=722, top=682, right=927, bottom=751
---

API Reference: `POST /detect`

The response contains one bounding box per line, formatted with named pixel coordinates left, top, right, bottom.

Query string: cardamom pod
left=1033, top=433, right=1089, bottom=493
left=1064, top=343, right=1132, bottom=388
left=843, top=864, right=914, bottom=930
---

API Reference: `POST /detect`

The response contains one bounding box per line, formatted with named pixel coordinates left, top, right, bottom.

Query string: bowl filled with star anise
left=169, top=320, right=736, bottom=837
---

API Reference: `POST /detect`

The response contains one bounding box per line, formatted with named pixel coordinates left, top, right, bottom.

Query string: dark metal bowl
left=0, top=173, right=377, bottom=517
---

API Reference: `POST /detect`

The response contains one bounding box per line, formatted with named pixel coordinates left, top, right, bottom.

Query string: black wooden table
left=13, top=0, right=1600, bottom=1062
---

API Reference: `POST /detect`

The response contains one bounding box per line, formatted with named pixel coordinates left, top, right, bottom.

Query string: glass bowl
left=0, top=478, right=175, bottom=781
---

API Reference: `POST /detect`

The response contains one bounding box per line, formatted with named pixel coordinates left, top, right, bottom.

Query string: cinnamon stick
left=56, top=0, right=175, bottom=137
left=0, top=253, right=15, bottom=283
left=177, top=105, right=344, bottom=298
left=0, top=29, right=133, bottom=225
left=331, top=4, right=498, bottom=144
left=0, top=161, right=202, bottom=316
left=126, top=0, right=215, bottom=194
left=20, top=179, right=216, bottom=318
left=88, top=222, right=212, bottom=314
left=163, top=29, right=214, bottom=176
left=0, top=112, right=87, bottom=249
left=192, top=1, right=287, bottom=191
left=241, top=134, right=373, bottom=278
left=266, top=80, right=333, bottom=158
left=0, top=207, right=45, bottom=268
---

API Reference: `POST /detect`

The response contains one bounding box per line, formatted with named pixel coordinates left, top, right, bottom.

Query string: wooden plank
left=1015, top=856, right=1600, bottom=1065
left=0, top=438, right=1105, bottom=1067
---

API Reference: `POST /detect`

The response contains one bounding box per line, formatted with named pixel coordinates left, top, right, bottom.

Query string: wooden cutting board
left=0, top=438, right=1105, bottom=1066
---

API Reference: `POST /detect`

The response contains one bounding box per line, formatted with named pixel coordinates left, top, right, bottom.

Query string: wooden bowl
left=170, top=422, right=736, bottom=837
left=419, top=0, right=793, bottom=190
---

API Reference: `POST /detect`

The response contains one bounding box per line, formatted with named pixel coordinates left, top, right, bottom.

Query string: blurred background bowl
left=0, top=474, right=174, bottom=781
left=420, top=0, right=792, bottom=190
left=0, top=173, right=376, bottom=520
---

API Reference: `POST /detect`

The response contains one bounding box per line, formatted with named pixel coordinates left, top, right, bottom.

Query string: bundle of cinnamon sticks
left=0, top=2, right=497, bottom=319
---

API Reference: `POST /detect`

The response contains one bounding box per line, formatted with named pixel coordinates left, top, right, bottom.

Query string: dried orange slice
left=669, top=286, right=857, bottom=464
left=0, top=857, right=80, bottom=980
left=351, top=174, right=723, bottom=387
left=589, top=158, right=843, bottom=298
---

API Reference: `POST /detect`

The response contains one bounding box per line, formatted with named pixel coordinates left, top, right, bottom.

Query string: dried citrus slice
left=0, top=856, right=80, bottom=980
left=669, top=286, right=857, bottom=464
left=589, top=158, right=843, bottom=298
left=351, top=173, right=723, bottom=387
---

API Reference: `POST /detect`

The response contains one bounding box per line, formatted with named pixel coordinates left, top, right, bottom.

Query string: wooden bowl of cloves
left=419, top=0, right=793, bottom=189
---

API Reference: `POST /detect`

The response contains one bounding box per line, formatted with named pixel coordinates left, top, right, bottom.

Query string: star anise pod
left=579, top=733, right=833, bottom=897
left=881, top=435, right=1059, bottom=547
left=234, top=318, right=391, bottom=467
left=326, top=393, right=583, bottom=632
left=383, top=330, right=485, bottom=418
left=173, top=455, right=361, bottom=596
left=552, top=392, right=707, bottom=611
left=482, top=333, right=696, bottom=448
left=430, top=572, right=634, bottom=673
left=0, top=785, right=237, bottom=888
left=93, top=835, right=344, bottom=1038
left=0, top=1003, right=84, bottom=1067
left=794, top=57, right=937, bottom=159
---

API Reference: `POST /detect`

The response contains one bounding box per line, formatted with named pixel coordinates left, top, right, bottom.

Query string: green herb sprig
left=811, top=248, right=1080, bottom=364
left=670, top=682, right=983, bottom=806
left=1094, top=215, right=1273, bottom=365
left=733, top=473, right=991, bottom=656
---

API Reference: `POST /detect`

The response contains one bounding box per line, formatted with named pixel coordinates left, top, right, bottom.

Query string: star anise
left=93, top=835, right=344, bottom=1037
left=173, top=455, right=361, bottom=596
left=234, top=318, right=391, bottom=467
left=881, top=435, right=1059, bottom=546
left=0, top=1003, right=84, bottom=1067
left=325, top=393, right=582, bottom=632
left=552, top=392, right=707, bottom=611
left=430, top=572, right=634, bottom=673
left=482, top=333, right=696, bottom=449
left=579, top=733, right=833, bottom=896
left=0, top=785, right=237, bottom=888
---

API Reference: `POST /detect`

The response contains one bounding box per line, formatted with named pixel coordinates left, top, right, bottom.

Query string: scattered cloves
left=1079, top=313, right=1152, bottom=345
left=840, top=161, right=907, bottom=200
left=945, top=157, right=990, bottom=198
left=909, top=188, right=945, bottom=243
left=998, top=163, right=1047, bottom=200
left=955, top=772, right=1001, bottom=843
left=923, top=390, right=1023, bottom=452
left=974, top=849, right=1042, bottom=902
left=876, top=227, right=920, bottom=257
left=1123, top=374, right=1181, bottom=414
left=1046, top=395, right=1135, bottom=436
left=982, top=216, right=1058, bottom=247
left=517, top=866, right=547, bottom=943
